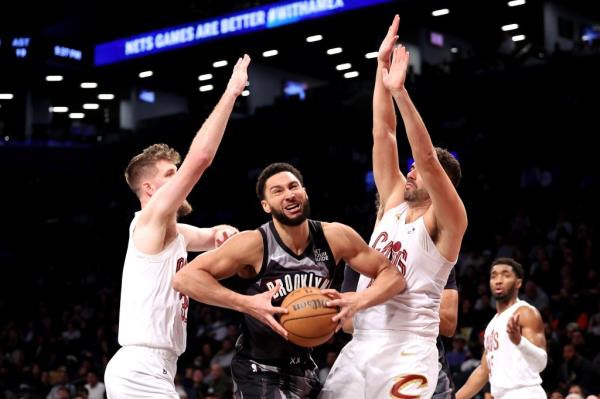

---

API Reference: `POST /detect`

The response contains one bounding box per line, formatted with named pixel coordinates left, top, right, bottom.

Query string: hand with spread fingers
left=246, top=281, right=289, bottom=339
left=382, top=45, right=410, bottom=94
left=378, top=14, right=400, bottom=66
left=322, top=289, right=360, bottom=332
left=507, top=313, right=522, bottom=345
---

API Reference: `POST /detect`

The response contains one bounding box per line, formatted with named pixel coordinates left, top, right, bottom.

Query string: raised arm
left=322, top=222, right=406, bottom=325
left=143, top=55, right=250, bottom=221
left=456, top=350, right=490, bottom=399
left=382, top=46, right=467, bottom=260
left=507, top=306, right=547, bottom=372
left=172, top=230, right=288, bottom=337
left=373, top=15, right=406, bottom=212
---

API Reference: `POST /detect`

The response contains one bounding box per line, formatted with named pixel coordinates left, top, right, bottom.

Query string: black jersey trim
left=309, top=220, right=340, bottom=280
left=255, top=226, right=269, bottom=281
left=268, top=220, right=314, bottom=260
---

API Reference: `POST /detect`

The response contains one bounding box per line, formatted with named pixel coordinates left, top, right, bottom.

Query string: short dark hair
left=435, top=147, right=462, bottom=188
left=491, top=257, right=524, bottom=279
left=125, top=143, right=181, bottom=196
left=256, top=162, right=304, bottom=200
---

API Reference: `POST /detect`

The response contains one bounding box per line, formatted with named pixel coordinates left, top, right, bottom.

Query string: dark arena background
left=1, top=0, right=599, bottom=398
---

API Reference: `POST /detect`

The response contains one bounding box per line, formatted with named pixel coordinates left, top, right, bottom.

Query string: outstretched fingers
left=233, top=54, right=251, bottom=71
left=232, top=57, right=242, bottom=71
left=506, top=314, right=522, bottom=344
left=240, top=53, right=251, bottom=68
left=379, top=14, right=400, bottom=63
left=321, top=288, right=341, bottom=301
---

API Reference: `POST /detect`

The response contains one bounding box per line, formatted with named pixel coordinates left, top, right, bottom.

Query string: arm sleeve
left=517, top=336, right=547, bottom=372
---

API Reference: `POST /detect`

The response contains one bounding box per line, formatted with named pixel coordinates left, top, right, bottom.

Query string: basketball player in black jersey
left=174, top=162, right=406, bottom=398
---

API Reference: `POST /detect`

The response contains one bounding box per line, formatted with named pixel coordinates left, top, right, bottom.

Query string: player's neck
left=496, top=296, right=518, bottom=314
left=273, top=219, right=310, bottom=255
left=405, top=202, right=430, bottom=222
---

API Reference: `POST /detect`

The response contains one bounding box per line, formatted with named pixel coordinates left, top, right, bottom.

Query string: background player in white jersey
left=104, top=55, right=250, bottom=398
left=173, top=162, right=406, bottom=398
left=320, top=15, right=467, bottom=399
left=456, top=258, right=547, bottom=399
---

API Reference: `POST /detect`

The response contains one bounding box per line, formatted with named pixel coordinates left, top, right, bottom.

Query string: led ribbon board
left=94, top=0, right=392, bottom=66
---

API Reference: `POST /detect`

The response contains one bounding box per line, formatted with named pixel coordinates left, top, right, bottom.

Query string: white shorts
left=105, top=346, right=179, bottom=399
left=320, top=330, right=438, bottom=399
left=492, top=385, right=546, bottom=399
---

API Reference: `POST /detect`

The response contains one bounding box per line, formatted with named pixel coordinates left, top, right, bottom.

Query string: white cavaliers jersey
left=354, top=202, right=455, bottom=338
left=117, top=212, right=189, bottom=356
left=484, top=299, right=543, bottom=395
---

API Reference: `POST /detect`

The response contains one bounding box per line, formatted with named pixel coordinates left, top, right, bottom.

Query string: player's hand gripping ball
left=280, top=287, right=339, bottom=347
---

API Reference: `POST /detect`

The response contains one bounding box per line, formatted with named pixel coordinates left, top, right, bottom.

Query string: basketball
left=280, top=287, right=339, bottom=347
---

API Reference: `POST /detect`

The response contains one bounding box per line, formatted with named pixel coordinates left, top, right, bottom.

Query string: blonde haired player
left=320, top=15, right=467, bottom=399
left=104, top=55, right=250, bottom=398
left=456, top=258, right=547, bottom=399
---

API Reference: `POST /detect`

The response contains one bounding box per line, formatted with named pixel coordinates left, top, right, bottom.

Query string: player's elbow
left=172, top=269, right=187, bottom=293
left=196, top=152, right=214, bottom=170
left=395, top=273, right=407, bottom=294
left=439, top=318, right=457, bottom=337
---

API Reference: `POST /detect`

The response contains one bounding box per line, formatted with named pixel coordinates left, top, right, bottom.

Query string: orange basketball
left=280, top=287, right=338, bottom=347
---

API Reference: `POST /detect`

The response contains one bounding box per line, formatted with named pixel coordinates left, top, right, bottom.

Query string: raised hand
left=322, top=289, right=359, bottom=332
left=226, top=54, right=251, bottom=97
left=382, top=45, right=410, bottom=94
left=507, top=314, right=522, bottom=345
left=245, top=281, right=289, bottom=338
left=378, top=14, right=400, bottom=66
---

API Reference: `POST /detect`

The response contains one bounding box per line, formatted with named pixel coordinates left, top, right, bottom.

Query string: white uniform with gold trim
left=321, top=203, right=455, bottom=399
left=105, top=212, right=189, bottom=398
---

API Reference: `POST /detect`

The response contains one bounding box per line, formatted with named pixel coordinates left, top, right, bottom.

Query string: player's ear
left=142, top=181, right=154, bottom=196
left=516, top=278, right=523, bottom=290
left=261, top=199, right=271, bottom=214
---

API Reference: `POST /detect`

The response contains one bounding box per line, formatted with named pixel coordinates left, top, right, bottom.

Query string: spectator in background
left=204, top=364, right=232, bottom=399
left=521, top=281, right=550, bottom=311
left=83, top=372, right=104, bottom=399
left=558, top=344, right=600, bottom=396
left=184, top=368, right=207, bottom=399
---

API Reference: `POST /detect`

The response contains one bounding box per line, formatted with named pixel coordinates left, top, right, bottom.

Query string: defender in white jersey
left=104, top=55, right=250, bottom=398
left=457, top=258, right=547, bottom=399
left=320, top=15, right=467, bottom=399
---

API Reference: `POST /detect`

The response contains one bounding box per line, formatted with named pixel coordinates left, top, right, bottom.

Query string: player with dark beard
left=173, top=162, right=406, bottom=398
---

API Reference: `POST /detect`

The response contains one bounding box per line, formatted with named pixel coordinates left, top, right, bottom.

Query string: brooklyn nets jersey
left=237, top=220, right=340, bottom=361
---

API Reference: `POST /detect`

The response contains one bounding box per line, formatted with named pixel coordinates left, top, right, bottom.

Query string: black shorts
left=231, top=352, right=321, bottom=399
left=432, top=362, right=456, bottom=399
